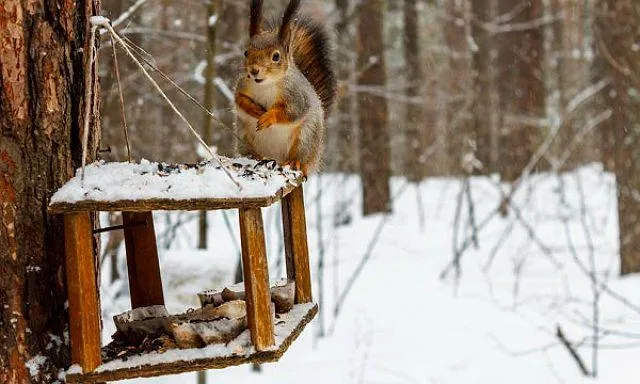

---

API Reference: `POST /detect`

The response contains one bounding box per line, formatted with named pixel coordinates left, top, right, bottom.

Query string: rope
left=81, top=24, right=99, bottom=185
left=110, top=32, right=132, bottom=162
left=91, top=17, right=241, bottom=190
left=119, top=35, right=245, bottom=144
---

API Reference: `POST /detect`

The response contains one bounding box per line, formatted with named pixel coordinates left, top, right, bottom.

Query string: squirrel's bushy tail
left=290, top=17, right=336, bottom=118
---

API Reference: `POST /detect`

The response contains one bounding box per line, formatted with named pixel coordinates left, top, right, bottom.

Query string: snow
left=96, top=165, right=638, bottom=384
left=208, top=14, right=218, bottom=27
left=25, top=355, right=48, bottom=377
left=50, top=158, right=301, bottom=204
left=89, top=16, right=110, bottom=27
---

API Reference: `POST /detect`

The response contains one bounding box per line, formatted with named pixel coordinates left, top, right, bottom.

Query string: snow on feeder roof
left=49, top=157, right=303, bottom=213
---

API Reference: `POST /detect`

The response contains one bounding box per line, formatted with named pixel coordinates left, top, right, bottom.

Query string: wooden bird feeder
left=49, top=159, right=317, bottom=383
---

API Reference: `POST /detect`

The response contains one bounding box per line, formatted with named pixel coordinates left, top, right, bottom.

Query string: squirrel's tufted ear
left=278, top=0, right=301, bottom=48
left=250, top=0, right=264, bottom=37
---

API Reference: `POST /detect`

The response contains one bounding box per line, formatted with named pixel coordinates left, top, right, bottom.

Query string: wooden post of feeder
left=123, top=211, right=165, bottom=308
left=282, top=185, right=312, bottom=303
left=239, top=207, right=275, bottom=350
left=64, top=213, right=102, bottom=372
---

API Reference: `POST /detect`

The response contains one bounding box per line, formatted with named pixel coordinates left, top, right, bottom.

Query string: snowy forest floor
left=99, top=164, right=639, bottom=384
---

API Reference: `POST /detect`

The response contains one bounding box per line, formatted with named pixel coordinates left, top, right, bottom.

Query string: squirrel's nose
left=250, top=68, right=260, bottom=77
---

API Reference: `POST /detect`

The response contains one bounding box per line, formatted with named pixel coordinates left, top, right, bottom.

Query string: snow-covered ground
left=99, top=165, right=639, bottom=384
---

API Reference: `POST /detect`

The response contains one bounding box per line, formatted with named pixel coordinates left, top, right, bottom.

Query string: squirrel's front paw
left=256, top=111, right=277, bottom=131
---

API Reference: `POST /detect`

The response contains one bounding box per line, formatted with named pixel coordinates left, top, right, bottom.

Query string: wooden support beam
left=64, top=213, right=102, bottom=372
left=239, top=207, right=275, bottom=350
left=123, top=211, right=165, bottom=308
left=281, top=185, right=312, bottom=303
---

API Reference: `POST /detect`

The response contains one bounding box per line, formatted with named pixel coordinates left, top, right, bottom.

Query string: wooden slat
left=281, top=186, right=312, bottom=303
left=64, top=213, right=101, bottom=372
left=239, top=207, right=275, bottom=350
left=123, top=211, right=165, bottom=308
left=65, top=304, right=317, bottom=383
left=48, top=179, right=301, bottom=214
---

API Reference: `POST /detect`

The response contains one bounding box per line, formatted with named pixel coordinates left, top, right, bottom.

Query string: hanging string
left=119, top=35, right=245, bottom=145
left=110, top=32, right=132, bottom=163
left=92, top=17, right=242, bottom=190
left=81, top=24, right=99, bottom=185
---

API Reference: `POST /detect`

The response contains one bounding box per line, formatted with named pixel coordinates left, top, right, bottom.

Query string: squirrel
left=234, top=0, right=336, bottom=176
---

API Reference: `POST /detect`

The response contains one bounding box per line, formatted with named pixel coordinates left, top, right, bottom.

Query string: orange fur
left=256, top=100, right=293, bottom=131
left=235, top=92, right=266, bottom=119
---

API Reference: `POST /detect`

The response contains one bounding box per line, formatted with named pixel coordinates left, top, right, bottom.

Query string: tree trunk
left=215, top=0, right=243, bottom=156
left=198, top=0, right=220, bottom=251
left=594, top=0, right=640, bottom=274
left=444, top=0, right=474, bottom=175
left=403, top=0, right=427, bottom=181
left=497, top=0, right=545, bottom=181
left=333, top=0, right=356, bottom=173
left=472, top=0, right=498, bottom=173
left=0, top=0, right=101, bottom=382
left=357, top=0, right=391, bottom=215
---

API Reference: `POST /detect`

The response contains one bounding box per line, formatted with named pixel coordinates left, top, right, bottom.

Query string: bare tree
left=0, top=0, right=101, bottom=381
left=357, top=0, right=391, bottom=215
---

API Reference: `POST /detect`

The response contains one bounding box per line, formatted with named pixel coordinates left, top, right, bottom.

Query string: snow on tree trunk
left=0, top=0, right=100, bottom=382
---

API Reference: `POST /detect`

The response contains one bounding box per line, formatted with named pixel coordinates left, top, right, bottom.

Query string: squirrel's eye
left=272, top=51, right=281, bottom=62
left=244, top=50, right=248, bottom=58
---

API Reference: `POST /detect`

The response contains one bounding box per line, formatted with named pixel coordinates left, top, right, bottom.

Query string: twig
left=108, top=0, right=151, bottom=30
left=556, top=326, right=590, bottom=376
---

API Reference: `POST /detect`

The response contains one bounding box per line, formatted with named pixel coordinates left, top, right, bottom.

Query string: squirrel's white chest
left=236, top=81, right=296, bottom=162
left=236, top=111, right=296, bottom=163
left=249, top=81, right=279, bottom=109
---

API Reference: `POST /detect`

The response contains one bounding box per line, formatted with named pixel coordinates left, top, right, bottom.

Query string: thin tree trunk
left=215, top=0, right=243, bottom=155
left=444, top=0, right=474, bottom=174
left=357, top=0, right=391, bottom=215
left=0, top=0, right=101, bottom=382
left=472, top=0, right=497, bottom=173
left=334, top=0, right=356, bottom=173
left=594, top=0, right=640, bottom=274
left=198, top=0, right=220, bottom=250
left=403, top=0, right=426, bottom=181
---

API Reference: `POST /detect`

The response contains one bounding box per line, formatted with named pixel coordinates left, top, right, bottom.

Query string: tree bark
left=403, top=0, right=427, bottom=181
left=497, top=0, right=545, bottom=181
left=0, top=0, right=101, bottom=382
left=444, top=0, right=474, bottom=175
left=472, top=0, right=498, bottom=173
left=594, top=0, right=640, bottom=274
left=333, top=0, right=356, bottom=173
left=198, top=0, right=220, bottom=251
left=357, top=0, right=391, bottom=215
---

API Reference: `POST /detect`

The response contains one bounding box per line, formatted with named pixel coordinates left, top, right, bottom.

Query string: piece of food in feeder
left=113, top=305, right=170, bottom=343
left=197, top=288, right=225, bottom=307
left=270, top=279, right=295, bottom=313
left=169, top=301, right=248, bottom=349
left=199, top=279, right=295, bottom=313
